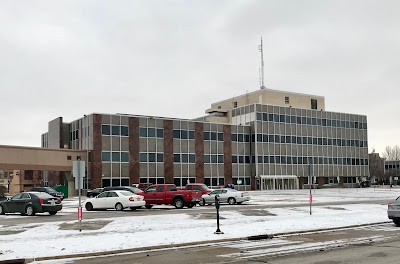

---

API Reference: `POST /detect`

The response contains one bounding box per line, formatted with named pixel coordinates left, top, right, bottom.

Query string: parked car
left=0, top=192, right=62, bottom=216
left=86, top=188, right=104, bottom=198
left=137, top=183, right=153, bottom=191
left=142, top=184, right=202, bottom=209
left=200, top=188, right=250, bottom=206
left=103, top=186, right=143, bottom=195
left=0, top=194, right=6, bottom=201
left=29, top=187, right=64, bottom=200
left=388, top=196, right=400, bottom=225
left=181, top=184, right=212, bottom=206
left=84, top=190, right=145, bottom=211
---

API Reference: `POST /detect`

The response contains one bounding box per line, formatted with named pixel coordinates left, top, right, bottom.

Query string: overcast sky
left=0, top=0, right=399, bottom=154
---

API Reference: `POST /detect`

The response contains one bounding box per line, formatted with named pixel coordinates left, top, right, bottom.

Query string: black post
left=214, top=195, right=223, bottom=234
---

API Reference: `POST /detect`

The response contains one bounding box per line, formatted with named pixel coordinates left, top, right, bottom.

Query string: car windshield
left=130, top=187, right=143, bottom=193
left=30, top=192, right=54, bottom=199
left=120, top=191, right=133, bottom=196
left=201, top=184, right=210, bottom=190
left=44, top=187, right=57, bottom=192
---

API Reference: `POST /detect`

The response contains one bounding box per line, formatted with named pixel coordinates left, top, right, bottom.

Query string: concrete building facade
left=41, top=89, right=369, bottom=190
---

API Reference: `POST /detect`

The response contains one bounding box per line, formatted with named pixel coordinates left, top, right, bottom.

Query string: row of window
left=102, top=151, right=129, bottom=162
left=256, top=113, right=367, bottom=130
left=140, top=127, right=164, bottom=138
left=385, top=164, right=400, bottom=170
left=140, top=152, right=164, bottom=163
left=204, top=155, right=224, bottom=164
left=253, top=134, right=368, bottom=148
left=204, top=132, right=224, bottom=141
left=173, top=130, right=195, bottom=139
left=232, top=155, right=251, bottom=164
left=102, top=125, right=129, bottom=136
left=231, top=133, right=251, bottom=142
left=255, top=155, right=369, bottom=166
left=174, top=153, right=196, bottom=163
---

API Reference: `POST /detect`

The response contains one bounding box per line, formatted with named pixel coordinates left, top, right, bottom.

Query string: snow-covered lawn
left=0, top=188, right=397, bottom=260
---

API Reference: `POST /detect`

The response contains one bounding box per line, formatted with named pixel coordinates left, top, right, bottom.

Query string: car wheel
left=174, top=198, right=184, bottom=209
left=228, top=197, right=236, bottom=205
left=0, top=205, right=4, bottom=215
left=393, top=219, right=400, bottom=226
left=49, top=211, right=57, bottom=215
left=26, top=205, right=35, bottom=216
left=199, top=199, right=205, bottom=206
left=145, top=204, right=153, bottom=209
left=115, top=203, right=124, bottom=211
left=85, top=202, right=93, bottom=211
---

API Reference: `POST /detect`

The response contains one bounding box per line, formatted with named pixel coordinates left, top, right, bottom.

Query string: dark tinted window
left=102, top=152, right=111, bottom=162
left=112, top=125, right=120, bottom=135
left=139, top=127, right=147, bottom=137
left=102, top=125, right=110, bottom=135
left=157, top=129, right=164, bottom=138
left=148, top=128, right=156, bottom=137
left=121, top=126, right=129, bottom=136
left=188, top=131, right=195, bottom=139
left=157, top=186, right=164, bottom=192
left=173, top=130, right=181, bottom=139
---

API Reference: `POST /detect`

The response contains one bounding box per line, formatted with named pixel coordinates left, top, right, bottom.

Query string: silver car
left=200, top=188, right=250, bottom=206
left=388, top=196, right=400, bottom=225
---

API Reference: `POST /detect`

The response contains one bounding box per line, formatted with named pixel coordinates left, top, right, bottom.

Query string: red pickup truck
left=142, top=184, right=202, bottom=209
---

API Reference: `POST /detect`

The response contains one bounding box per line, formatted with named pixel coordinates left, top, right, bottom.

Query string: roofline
left=211, top=87, right=325, bottom=106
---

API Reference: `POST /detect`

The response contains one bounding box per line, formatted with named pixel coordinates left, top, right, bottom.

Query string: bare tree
left=382, top=145, right=400, bottom=161
left=369, top=153, right=385, bottom=180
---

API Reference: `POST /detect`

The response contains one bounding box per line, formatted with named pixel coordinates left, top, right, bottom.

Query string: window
left=181, top=154, right=188, bottom=163
left=102, top=125, right=111, bottom=135
left=174, top=154, right=180, bottom=162
left=181, top=130, right=188, bottom=139
left=148, top=128, right=156, bottom=137
left=157, top=153, right=164, bottom=162
left=112, top=152, right=120, bottom=162
left=121, top=126, right=129, bottom=136
left=102, top=152, right=110, bottom=162
left=67, top=156, right=71, bottom=160
left=188, top=131, right=195, bottom=139
left=311, top=99, right=318, bottom=110
left=121, top=152, right=129, bottom=162
left=189, top=154, right=195, bottom=163
left=139, top=127, right=147, bottom=137
left=157, top=185, right=164, bottom=192
left=173, top=130, right=181, bottom=139
left=111, top=125, right=120, bottom=135
left=148, top=153, right=156, bottom=162
left=204, top=132, right=210, bottom=140
left=140, top=153, right=147, bottom=162
left=217, top=133, right=224, bottom=141
left=285, top=96, right=290, bottom=104
left=157, top=128, right=164, bottom=138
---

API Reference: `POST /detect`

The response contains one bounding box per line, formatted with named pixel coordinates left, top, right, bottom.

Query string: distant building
left=41, top=88, right=369, bottom=190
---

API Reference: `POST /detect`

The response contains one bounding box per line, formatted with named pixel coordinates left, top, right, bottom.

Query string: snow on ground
left=0, top=188, right=397, bottom=260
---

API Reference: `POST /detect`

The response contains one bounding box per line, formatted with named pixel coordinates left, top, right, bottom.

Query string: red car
left=181, top=183, right=212, bottom=195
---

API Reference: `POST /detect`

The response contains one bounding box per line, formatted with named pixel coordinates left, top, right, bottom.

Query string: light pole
left=84, top=114, right=90, bottom=190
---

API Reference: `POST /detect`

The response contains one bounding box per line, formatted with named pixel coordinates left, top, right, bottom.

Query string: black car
left=86, top=188, right=104, bottom=198
left=29, top=187, right=64, bottom=200
left=103, top=186, right=143, bottom=194
left=0, top=192, right=62, bottom=216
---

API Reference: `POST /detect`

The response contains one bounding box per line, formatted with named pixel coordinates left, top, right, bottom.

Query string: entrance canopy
left=257, top=175, right=299, bottom=190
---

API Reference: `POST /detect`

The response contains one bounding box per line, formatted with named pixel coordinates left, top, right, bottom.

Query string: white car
left=85, top=190, right=145, bottom=211
left=200, top=188, right=250, bottom=205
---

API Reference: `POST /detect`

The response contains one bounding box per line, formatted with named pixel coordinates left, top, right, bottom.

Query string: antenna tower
left=258, top=37, right=265, bottom=89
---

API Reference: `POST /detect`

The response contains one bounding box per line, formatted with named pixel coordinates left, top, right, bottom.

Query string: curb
left=21, top=220, right=392, bottom=263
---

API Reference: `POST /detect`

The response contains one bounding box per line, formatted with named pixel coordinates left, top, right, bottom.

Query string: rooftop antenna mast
left=258, top=37, right=265, bottom=89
